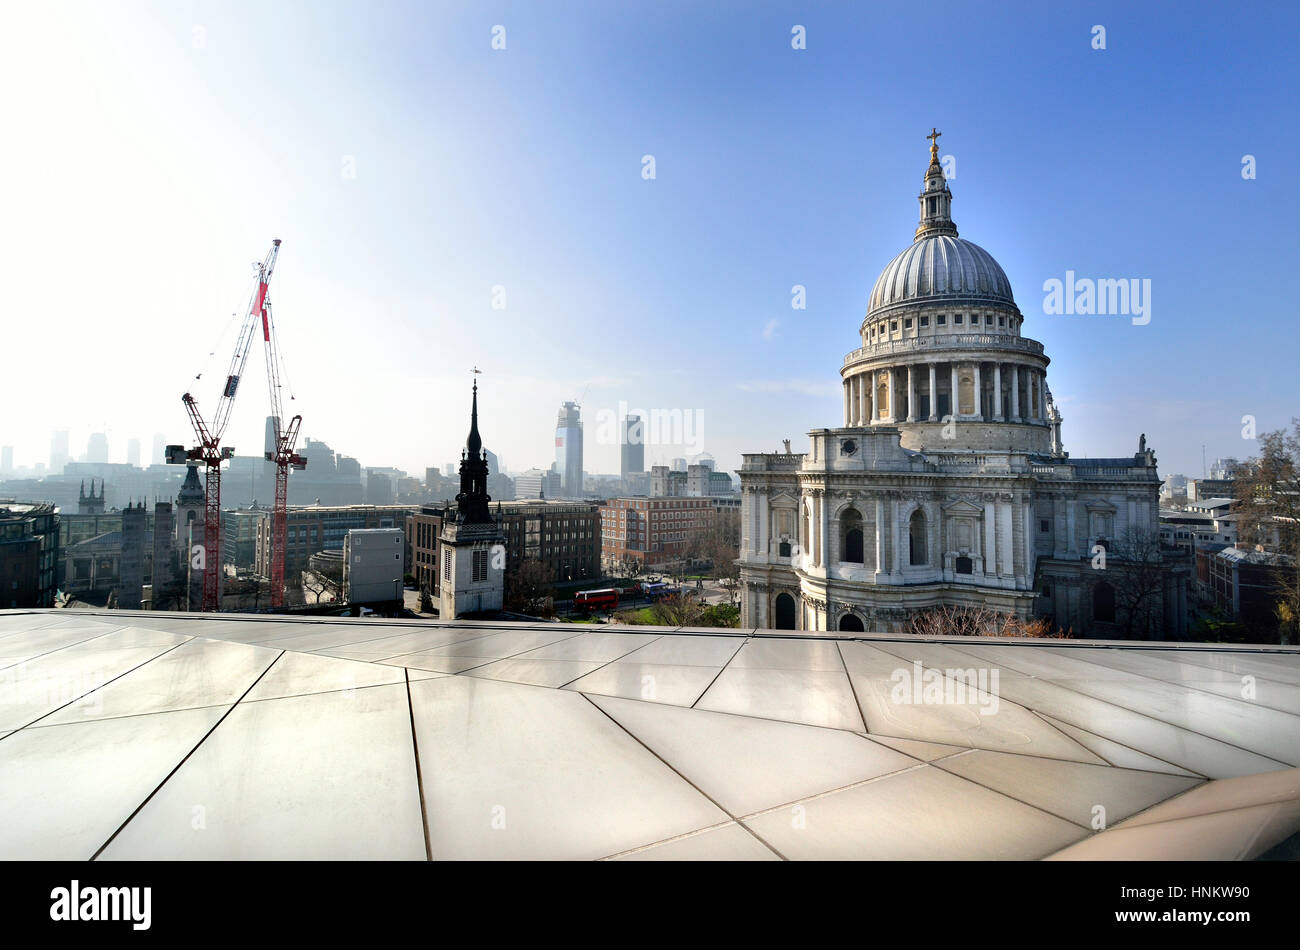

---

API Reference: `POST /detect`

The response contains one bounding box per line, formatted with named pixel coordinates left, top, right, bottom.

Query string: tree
left=505, top=558, right=553, bottom=615
left=224, top=575, right=266, bottom=612
left=1101, top=528, right=1169, bottom=640
left=301, top=560, right=343, bottom=605
left=1235, top=418, right=1300, bottom=644
left=150, top=573, right=189, bottom=612
left=650, top=591, right=707, bottom=627
left=907, top=604, right=1067, bottom=638
left=419, top=581, right=434, bottom=614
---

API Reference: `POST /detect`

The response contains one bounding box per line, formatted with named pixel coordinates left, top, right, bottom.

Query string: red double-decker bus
left=574, top=588, right=619, bottom=612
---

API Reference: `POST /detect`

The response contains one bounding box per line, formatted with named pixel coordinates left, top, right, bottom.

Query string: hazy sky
left=1, top=1, right=1294, bottom=480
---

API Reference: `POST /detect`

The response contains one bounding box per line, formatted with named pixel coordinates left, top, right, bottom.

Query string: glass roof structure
left=1, top=609, right=1298, bottom=860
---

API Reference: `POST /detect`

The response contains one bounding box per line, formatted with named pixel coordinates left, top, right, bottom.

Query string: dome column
left=1011, top=366, right=1021, bottom=422
left=993, top=363, right=1004, bottom=420
left=928, top=363, right=938, bottom=421
left=906, top=365, right=917, bottom=422
left=949, top=364, right=959, bottom=419
left=973, top=363, right=984, bottom=420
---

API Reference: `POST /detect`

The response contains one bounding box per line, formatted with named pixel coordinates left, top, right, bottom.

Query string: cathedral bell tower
left=439, top=378, right=507, bottom=619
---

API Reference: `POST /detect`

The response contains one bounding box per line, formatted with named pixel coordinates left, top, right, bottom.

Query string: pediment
left=942, top=499, right=984, bottom=516
left=769, top=491, right=799, bottom=509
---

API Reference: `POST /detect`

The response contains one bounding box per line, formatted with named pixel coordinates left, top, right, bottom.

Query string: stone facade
left=737, top=134, right=1189, bottom=638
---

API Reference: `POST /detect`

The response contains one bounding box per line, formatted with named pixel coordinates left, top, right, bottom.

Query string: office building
left=555, top=401, right=583, bottom=498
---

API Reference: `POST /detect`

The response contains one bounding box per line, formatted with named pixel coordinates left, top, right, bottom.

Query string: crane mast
left=262, top=296, right=305, bottom=608
left=172, top=239, right=282, bottom=612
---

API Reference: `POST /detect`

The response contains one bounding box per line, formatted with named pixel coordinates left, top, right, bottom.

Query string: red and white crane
left=261, top=292, right=306, bottom=608
left=170, top=239, right=283, bottom=612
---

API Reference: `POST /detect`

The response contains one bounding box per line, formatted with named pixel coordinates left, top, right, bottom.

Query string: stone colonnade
left=842, top=360, right=1046, bottom=426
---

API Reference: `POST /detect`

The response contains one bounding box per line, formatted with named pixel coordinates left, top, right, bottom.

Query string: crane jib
left=255, top=281, right=270, bottom=341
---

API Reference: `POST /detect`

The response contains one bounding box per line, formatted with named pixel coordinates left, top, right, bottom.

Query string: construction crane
left=168, top=239, right=282, bottom=612
left=261, top=293, right=306, bottom=608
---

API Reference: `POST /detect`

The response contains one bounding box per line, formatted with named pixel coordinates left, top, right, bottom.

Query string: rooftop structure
left=0, top=608, right=1298, bottom=859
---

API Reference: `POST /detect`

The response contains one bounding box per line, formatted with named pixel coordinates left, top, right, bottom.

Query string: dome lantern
left=915, top=128, right=957, bottom=241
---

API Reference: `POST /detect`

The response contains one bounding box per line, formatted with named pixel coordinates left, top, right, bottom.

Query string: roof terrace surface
left=0, top=609, right=1298, bottom=860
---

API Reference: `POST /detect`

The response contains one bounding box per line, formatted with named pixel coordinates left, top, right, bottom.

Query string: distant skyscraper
left=126, top=438, right=141, bottom=468
left=265, top=416, right=280, bottom=456
left=620, top=415, right=644, bottom=480
left=444, top=463, right=455, bottom=477
left=152, top=432, right=167, bottom=466
left=49, top=430, right=69, bottom=474
left=301, top=438, right=337, bottom=474
left=671, top=457, right=687, bottom=473
left=86, top=432, right=109, bottom=464
left=365, top=470, right=394, bottom=505
left=0, top=446, right=12, bottom=474
left=555, top=401, right=583, bottom=498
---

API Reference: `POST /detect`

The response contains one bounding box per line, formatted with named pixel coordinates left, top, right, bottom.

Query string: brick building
left=408, top=499, right=601, bottom=597
left=600, top=496, right=714, bottom=571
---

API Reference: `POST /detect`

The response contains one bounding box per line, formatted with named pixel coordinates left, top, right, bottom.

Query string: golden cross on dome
left=927, top=128, right=942, bottom=159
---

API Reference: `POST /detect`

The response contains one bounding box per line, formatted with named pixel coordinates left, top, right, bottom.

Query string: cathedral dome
left=868, top=234, right=1015, bottom=316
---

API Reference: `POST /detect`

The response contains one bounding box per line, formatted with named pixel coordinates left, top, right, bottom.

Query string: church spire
left=455, top=376, right=491, bottom=523
left=466, top=378, right=482, bottom=459
left=915, top=128, right=958, bottom=240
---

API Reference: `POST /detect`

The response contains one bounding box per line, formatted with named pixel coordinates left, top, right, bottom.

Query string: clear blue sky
left=1, top=0, right=1294, bottom=479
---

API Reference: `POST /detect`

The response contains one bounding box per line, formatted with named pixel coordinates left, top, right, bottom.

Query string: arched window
left=841, top=508, right=864, bottom=564
left=1093, top=581, right=1116, bottom=623
left=955, top=555, right=973, bottom=574
left=838, top=613, right=864, bottom=632
left=774, top=592, right=797, bottom=630
left=908, top=509, right=927, bottom=565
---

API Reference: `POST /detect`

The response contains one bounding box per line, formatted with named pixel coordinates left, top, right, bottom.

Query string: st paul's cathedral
left=737, top=133, right=1190, bottom=638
